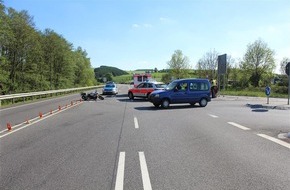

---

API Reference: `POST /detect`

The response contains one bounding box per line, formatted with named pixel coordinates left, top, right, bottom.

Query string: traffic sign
left=265, top=86, right=271, bottom=96
left=218, top=54, right=227, bottom=75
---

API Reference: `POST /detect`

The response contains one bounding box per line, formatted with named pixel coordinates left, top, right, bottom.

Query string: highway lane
left=1, top=84, right=290, bottom=189
left=121, top=98, right=290, bottom=189
left=0, top=99, right=124, bottom=189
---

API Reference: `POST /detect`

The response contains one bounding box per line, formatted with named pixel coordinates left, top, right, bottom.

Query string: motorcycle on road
left=81, top=91, right=104, bottom=101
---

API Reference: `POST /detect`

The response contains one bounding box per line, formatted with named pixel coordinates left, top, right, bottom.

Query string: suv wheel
left=128, top=92, right=134, bottom=100
left=161, top=99, right=170, bottom=108
left=199, top=98, right=208, bottom=107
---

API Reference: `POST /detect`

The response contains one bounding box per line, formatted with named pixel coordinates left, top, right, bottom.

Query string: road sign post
left=286, top=62, right=290, bottom=105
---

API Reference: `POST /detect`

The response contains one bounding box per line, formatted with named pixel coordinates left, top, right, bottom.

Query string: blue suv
left=149, top=78, right=211, bottom=108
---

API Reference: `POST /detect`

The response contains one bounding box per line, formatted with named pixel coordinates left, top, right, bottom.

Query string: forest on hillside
left=94, top=66, right=128, bottom=82
left=0, top=2, right=96, bottom=94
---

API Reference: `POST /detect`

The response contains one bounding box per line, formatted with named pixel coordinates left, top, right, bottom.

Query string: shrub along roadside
left=112, top=72, right=288, bottom=99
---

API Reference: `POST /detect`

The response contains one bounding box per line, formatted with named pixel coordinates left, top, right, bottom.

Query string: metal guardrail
left=0, top=85, right=103, bottom=106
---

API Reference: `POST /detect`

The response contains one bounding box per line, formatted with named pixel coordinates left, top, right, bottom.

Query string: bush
left=271, top=85, right=288, bottom=94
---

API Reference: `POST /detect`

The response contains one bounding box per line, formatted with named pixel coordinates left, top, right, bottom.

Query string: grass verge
left=220, top=90, right=288, bottom=98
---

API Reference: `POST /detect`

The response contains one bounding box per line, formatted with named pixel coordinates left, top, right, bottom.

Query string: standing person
left=210, top=79, right=217, bottom=98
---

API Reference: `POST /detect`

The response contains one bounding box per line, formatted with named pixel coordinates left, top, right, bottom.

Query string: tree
left=196, top=49, right=219, bottom=79
left=280, top=57, right=290, bottom=75
left=167, top=49, right=191, bottom=79
left=42, top=29, right=75, bottom=89
left=0, top=3, right=96, bottom=93
left=94, top=65, right=128, bottom=80
left=105, top=73, right=113, bottom=82
left=73, top=47, right=96, bottom=86
left=240, top=39, right=275, bottom=87
left=4, top=8, right=41, bottom=92
left=161, top=73, right=172, bottom=84
left=0, top=1, right=11, bottom=92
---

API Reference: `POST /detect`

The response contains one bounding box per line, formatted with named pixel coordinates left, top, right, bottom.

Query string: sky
left=4, top=0, right=290, bottom=73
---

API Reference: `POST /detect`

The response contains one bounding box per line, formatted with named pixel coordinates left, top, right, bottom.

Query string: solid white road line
left=139, top=152, right=152, bottom=190
left=134, top=117, right=139, bottom=129
left=115, top=152, right=126, bottom=190
left=0, top=116, right=48, bottom=139
left=257, top=134, right=290, bottom=149
left=228, top=122, right=251, bottom=131
left=208, top=114, right=219, bottom=118
left=0, top=102, right=83, bottom=139
left=0, top=111, right=49, bottom=134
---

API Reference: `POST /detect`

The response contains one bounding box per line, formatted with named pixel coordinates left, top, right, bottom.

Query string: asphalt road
left=1, top=84, right=290, bottom=190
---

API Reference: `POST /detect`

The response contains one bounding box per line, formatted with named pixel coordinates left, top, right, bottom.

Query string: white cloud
left=132, top=24, right=140, bottom=28
left=159, top=17, right=175, bottom=24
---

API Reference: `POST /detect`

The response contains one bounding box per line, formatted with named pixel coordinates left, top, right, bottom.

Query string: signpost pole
left=286, top=62, right=290, bottom=105
left=288, top=76, right=290, bottom=105
left=218, top=74, right=221, bottom=96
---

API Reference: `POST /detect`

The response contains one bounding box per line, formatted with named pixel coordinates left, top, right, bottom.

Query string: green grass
left=112, top=74, right=132, bottom=84
left=220, top=89, right=288, bottom=98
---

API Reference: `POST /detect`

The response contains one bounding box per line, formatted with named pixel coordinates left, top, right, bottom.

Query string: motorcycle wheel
left=82, top=95, right=87, bottom=101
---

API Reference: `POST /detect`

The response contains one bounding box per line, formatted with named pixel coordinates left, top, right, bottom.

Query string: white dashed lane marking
left=115, top=152, right=125, bottom=190
left=134, top=116, right=139, bottom=129
left=227, top=122, right=251, bottom=131
left=208, top=114, right=219, bottom=118
left=139, top=152, right=153, bottom=190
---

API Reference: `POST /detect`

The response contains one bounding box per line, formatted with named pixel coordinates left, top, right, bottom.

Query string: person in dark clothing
left=210, top=79, right=218, bottom=98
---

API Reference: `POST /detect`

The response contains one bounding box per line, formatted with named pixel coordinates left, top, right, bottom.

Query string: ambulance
left=132, top=73, right=152, bottom=87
